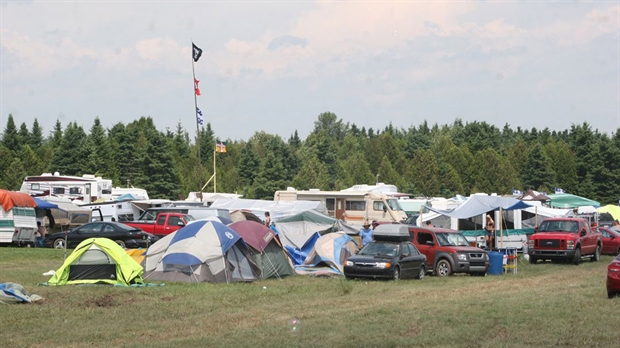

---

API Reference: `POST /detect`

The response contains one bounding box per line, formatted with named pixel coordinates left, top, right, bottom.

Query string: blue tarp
left=285, top=232, right=321, bottom=266
left=426, top=195, right=531, bottom=219
left=33, top=197, right=58, bottom=210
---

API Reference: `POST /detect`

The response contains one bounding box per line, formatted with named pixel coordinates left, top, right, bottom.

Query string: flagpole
left=192, top=41, right=203, bottom=200
left=213, top=148, right=217, bottom=193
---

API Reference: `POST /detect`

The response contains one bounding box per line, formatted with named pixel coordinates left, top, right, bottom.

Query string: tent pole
left=500, top=207, right=504, bottom=249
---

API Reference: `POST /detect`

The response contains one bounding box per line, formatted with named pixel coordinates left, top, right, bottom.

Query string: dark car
left=598, top=227, right=620, bottom=255
left=607, top=254, right=620, bottom=298
left=343, top=240, right=427, bottom=281
left=43, top=221, right=158, bottom=249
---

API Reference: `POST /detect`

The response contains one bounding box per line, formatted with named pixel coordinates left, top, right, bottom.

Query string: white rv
left=20, top=172, right=113, bottom=204
left=273, top=188, right=408, bottom=226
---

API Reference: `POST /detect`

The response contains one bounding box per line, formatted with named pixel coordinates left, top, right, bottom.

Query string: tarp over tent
left=547, top=193, right=600, bottom=209
left=517, top=189, right=551, bottom=203
left=274, top=210, right=337, bottom=249
left=209, top=198, right=329, bottom=221
left=46, top=238, right=144, bottom=286
left=426, top=195, right=531, bottom=219
left=229, top=220, right=295, bottom=279
left=143, top=220, right=260, bottom=283
left=297, top=232, right=358, bottom=275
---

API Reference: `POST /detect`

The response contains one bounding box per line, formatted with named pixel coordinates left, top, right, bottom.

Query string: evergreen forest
left=1, top=112, right=619, bottom=205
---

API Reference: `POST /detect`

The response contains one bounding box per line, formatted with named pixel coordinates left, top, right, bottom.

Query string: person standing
left=264, top=212, right=272, bottom=227
left=485, top=214, right=495, bottom=249
left=35, top=221, right=47, bottom=247
left=358, top=221, right=374, bottom=247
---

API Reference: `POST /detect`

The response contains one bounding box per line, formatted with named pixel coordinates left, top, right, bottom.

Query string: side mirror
left=425, top=241, right=434, bottom=245
left=580, top=230, right=586, bottom=237
left=401, top=253, right=410, bottom=258
left=534, top=227, right=538, bottom=233
left=178, top=221, right=185, bottom=226
left=383, top=206, right=388, bottom=213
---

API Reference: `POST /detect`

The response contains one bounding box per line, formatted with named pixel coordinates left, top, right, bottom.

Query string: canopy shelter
left=33, top=197, right=58, bottom=228
left=209, top=198, right=329, bottom=221
left=517, top=189, right=551, bottom=203
left=425, top=195, right=531, bottom=219
left=547, top=193, right=600, bottom=209
left=229, top=220, right=295, bottom=279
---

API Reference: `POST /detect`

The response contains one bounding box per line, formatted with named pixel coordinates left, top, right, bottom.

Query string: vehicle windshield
left=359, top=242, right=399, bottom=257
left=435, top=232, right=470, bottom=246
left=538, top=220, right=578, bottom=233
left=386, top=199, right=404, bottom=211
left=183, top=214, right=195, bottom=221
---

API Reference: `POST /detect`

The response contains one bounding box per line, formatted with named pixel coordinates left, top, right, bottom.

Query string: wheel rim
left=54, top=240, right=65, bottom=249
left=116, top=240, right=126, bottom=249
left=419, top=267, right=425, bottom=280
left=596, top=246, right=600, bottom=260
left=393, top=268, right=400, bottom=281
left=437, top=261, right=450, bottom=276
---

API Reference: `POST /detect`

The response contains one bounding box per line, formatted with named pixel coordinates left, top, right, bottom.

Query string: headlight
left=457, top=253, right=467, bottom=261
left=375, top=262, right=391, bottom=269
left=484, top=253, right=489, bottom=260
left=345, top=261, right=354, bottom=267
left=567, top=240, right=574, bottom=250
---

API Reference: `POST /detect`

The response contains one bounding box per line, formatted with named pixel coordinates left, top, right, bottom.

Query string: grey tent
left=273, top=210, right=337, bottom=249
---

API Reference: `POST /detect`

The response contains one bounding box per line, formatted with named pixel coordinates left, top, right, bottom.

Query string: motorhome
left=0, top=190, right=38, bottom=245
left=273, top=188, right=408, bottom=226
left=20, top=173, right=113, bottom=204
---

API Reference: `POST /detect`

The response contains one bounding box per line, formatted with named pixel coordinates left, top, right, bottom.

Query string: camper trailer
left=0, top=190, right=38, bottom=245
left=20, top=173, right=113, bottom=204
left=273, top=188, right=407, bottom=226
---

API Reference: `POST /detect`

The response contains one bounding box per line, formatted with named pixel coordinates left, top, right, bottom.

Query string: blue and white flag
left=555, top=187, right=565, bottom=194
left=196, top=107, right=204, bottom=125
left=512, top=189, right=523, bottom=195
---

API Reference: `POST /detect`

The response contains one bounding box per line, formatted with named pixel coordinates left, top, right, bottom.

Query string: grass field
left=1, top=248, right=619, bottom=348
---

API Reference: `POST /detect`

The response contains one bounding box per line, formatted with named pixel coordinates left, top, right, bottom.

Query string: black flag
left=192, top=42, right=203, bottom=62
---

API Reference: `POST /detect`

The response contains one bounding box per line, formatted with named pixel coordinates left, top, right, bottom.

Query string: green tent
left=47, top=238, right=144, bottom=286
left=547, top=193, right=600, bottom=209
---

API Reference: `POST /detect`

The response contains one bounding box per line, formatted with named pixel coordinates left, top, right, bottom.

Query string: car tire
left=609, top=291, right=617, bottom=299
left=529, top=257, right=537, bottom=264
left=435, top=259, right=452, bottom=277
left=572, top=248, right=581, bottom=265
left=115, top=240, right=126, bottom=249
left=416, top=265, right=426, bottom=280
left=53, top=238, right=66, bottom=249
left=591, top=245, right=601, bottom=262
left=392, top=266, right=400, bottom=281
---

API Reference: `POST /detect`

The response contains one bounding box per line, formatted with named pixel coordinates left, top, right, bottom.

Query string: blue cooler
left=488, top=251, right=504, bottom=275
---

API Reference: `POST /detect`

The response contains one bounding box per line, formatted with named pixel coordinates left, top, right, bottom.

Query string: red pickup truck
left=528, top=217, right=602, bottom=265
left=123, top=213, right=194, bottom=238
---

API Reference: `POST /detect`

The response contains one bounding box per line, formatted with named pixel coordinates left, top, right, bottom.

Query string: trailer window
left=345, top=200, right=365, bottom=211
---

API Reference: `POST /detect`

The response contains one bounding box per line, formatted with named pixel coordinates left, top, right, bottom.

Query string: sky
left=1, top=1, right=619, bottom=142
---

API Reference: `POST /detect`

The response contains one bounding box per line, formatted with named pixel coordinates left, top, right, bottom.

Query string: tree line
left=1, top=112, right=619, bottom=205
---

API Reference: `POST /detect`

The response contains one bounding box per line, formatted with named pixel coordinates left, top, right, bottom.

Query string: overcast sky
left=1, top=1, right=618, bottom=141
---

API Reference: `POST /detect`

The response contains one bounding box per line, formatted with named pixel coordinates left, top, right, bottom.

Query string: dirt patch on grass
left=92, top=294, right=116, bottom=308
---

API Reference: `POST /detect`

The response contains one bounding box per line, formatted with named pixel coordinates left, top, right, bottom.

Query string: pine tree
left=521, top=143, right=555, bottom=191
left=2, top=114, right=20, bottom=155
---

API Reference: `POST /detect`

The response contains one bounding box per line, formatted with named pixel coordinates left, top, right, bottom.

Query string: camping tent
left=300, top=232, right=359, bottom=275
left=274, top=210, right=337, bottom=249
left=47, top=238, right=144, bottom=286
left=209, top=198, right=329, bottom=221
left=229, top=220, right=295, bottom=279
left=598, top=205, right=620, bottom=222
left=547, top=193, right=600, bottom=209
left=143, top=220, right=260, bottom=283
left=230, top=209, right=262, bottom=224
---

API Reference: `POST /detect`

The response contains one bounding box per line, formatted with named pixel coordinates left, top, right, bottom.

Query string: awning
left=426, top=195, right=531, bottom=219
left=33, top=197, right=59, bottom=210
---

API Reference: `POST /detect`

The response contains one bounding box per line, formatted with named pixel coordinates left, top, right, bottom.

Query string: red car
left=607, top=254, right=620, bottom=298
left=598, top=227, right=620, bottom=255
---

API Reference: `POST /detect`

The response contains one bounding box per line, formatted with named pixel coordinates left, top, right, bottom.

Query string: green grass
left=1, top=248, right=620, bottom=347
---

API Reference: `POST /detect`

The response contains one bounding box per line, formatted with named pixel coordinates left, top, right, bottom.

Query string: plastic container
left=488, top=251, right=504, bottom=275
